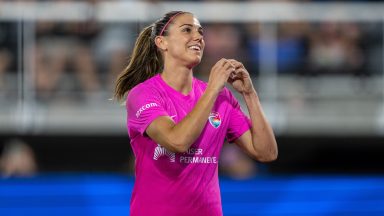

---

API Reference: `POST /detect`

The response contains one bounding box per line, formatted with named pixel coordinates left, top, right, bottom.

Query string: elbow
left=157, top=132, right=193, bottom=153
left=259, top=140, right=278, bottom=162
left=257, top=151, right=278, bottom=163
left=253, top=146, right=278, bottom=163
left=163, top=139, right=190, bottom=153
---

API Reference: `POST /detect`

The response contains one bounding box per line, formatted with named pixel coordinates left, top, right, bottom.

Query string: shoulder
left=218, top=87, right=240, bottom=107
left=221, top=87, right=233, bottom=97
left=126, top=75, right=164, bottom=108
left=128, top=75, right=161, bottom=99
left=219, top=86, right=236, bottom=101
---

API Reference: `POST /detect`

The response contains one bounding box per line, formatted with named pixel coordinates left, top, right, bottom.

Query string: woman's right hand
left=207, top=58, right=235, bottom=93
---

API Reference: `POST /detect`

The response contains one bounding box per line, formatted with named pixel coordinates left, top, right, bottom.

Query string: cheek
left=169, top=40, right=185, bottom=51
left=174, top=44, right=188, bottom=55
left=169, top=46, right=184, bottom=56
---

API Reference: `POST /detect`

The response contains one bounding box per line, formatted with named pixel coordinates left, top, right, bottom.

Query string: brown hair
left=114, top=11, right=188, bottom=101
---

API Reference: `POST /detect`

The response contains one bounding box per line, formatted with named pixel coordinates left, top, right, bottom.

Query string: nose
left=193, top=29, right=203, bottom=41
left=193, top=33, right=203, bottom=44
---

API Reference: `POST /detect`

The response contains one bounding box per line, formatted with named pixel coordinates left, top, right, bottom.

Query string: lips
left=188, top=44, right=202, bottom=51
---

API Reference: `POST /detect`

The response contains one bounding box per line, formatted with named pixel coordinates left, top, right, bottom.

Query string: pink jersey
left=126, top=74, right=251, bottom=216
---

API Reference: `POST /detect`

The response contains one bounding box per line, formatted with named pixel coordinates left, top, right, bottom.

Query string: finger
left=228, top=59, right=244, bottom=69
left=226, top=64, right=236, bottom=75
left=228, top=59, right=240, bottom=66
left=231, top=70, right=243, bottom=80
left=212, top=58, right=226, bottom=71
left=216, top=58, right=229, bottom=69
left=223, top=60, right=236, bottom=71
left=221, top=61, right=229, bottom=70
left=230, top=68, right=248, bottom=81
left=219, top=58, right=229, bottom=67
left=236, top=68, right=249, bottom=76
left=228, top=59, right=238, bottom=65
left=231, top=69, right=243, bottom=80
left=230, top=72, right=237, bottom=79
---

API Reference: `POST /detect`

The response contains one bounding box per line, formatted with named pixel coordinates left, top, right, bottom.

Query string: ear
left=155, top=36, right=167, bottom=51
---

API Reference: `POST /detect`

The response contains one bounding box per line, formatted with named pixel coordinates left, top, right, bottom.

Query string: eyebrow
left=179, top=24, right=203, bottom=29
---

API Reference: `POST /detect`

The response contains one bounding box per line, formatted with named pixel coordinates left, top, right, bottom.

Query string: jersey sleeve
left=126, top=86, right=169, bottom=136
left=225, top=89, right=252, bottom=143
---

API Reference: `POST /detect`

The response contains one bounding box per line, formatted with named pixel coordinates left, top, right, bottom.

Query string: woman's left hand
left=227, top=59, right=255, bottom=94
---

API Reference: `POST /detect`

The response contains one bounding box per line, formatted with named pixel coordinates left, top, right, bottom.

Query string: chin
left=184, top=52, right=203, bottom=68
left=188, top=58, right=202, bottom=69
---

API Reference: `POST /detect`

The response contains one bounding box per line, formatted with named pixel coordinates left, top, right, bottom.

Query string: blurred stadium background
left=1, top=0, right=384, bottom=215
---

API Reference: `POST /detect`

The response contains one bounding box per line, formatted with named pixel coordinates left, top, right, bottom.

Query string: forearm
left=243, top=90, right=278, bottom=161
left=168, top=87, right=219, bottom=152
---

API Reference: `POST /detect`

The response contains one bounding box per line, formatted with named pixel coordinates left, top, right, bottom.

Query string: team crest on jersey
left=208, top=112, right=221, bottom=128
left=153, top=144, right=175, bottom=162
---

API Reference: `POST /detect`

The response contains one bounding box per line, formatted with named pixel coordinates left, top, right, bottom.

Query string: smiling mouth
left=188, top=45, right=201, bottom=51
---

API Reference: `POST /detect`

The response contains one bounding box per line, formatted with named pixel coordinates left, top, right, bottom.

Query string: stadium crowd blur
left=0, top=0, right=383, bottom=179
left=0, top=0, right=382, bottom=102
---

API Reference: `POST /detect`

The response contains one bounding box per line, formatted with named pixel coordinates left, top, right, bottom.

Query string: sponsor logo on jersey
left=136, top=102, right=159, bottom=118
left=153, top=146, right=218, bottom=164
left=153, top=144, right=175, bottom=162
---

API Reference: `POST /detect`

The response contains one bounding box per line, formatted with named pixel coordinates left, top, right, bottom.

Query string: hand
left=227, top=59, right=255, bottom=95
left=207, top=58, right=236, bottom=93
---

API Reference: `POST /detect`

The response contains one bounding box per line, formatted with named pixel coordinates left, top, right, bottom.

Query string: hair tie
left=159, top=12, right=183, bottom=36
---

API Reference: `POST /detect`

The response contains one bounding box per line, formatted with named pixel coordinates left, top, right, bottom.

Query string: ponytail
left=114, top=11, right=187, bottom=102
left=114, top=25, right=163, bottom=101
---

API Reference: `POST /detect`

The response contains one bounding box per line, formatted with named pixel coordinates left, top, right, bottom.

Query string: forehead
left=171, top=13, right=201, bottom=27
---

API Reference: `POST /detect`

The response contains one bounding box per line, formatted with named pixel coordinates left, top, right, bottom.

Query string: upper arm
left=127, top=86, right=169, bottom=137
left=127, top=88, right=181, bottom=152
left=233, top=130, right=258, bottom=159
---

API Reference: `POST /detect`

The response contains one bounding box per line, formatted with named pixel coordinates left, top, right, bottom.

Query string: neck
left=161, top=64, right=193, bottom=95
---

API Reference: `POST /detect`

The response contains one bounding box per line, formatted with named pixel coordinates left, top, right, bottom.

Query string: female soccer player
left=114, top=11, right=278, bottom=216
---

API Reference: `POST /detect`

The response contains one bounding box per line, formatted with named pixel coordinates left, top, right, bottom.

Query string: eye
left=182, top=27, right=192, bottom=33
left=198, top=29, right=204, bottom=36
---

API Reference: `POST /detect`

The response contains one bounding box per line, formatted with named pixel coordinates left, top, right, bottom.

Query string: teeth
left=189, top=45, right=201, bottom=51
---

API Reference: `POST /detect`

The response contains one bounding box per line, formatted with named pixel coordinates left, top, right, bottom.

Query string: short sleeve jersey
left=126, top=74, right=251, bottom=216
